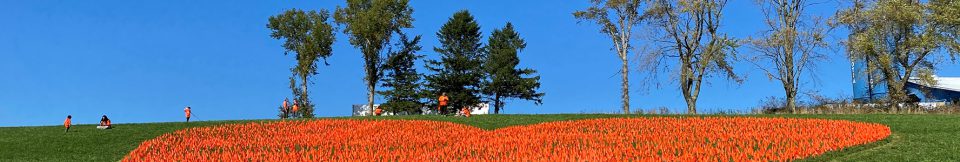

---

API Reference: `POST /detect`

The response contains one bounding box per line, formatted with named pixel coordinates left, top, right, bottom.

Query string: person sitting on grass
left=461, top=106, right=471, bottom=118
left=64, top=115, right=72, bottom=133
left=97, top=115, right=112, bottom=129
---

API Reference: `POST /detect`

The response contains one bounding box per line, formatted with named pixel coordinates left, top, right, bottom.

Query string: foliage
left=379, top=34, right=426, bottom=114
left=424, top=10, right=487, bottom=114
left=334, top=0, right=415, bottom=114
left=276, top=106, right=289, bottom=119
left=267, top=9, right=336, bottom=118
left=573, top=0, right=655, bottom=114
left=646, top=0, right=742, bottom=114
left=834, top=0, right=960, bottom=109
left=482, top=23, right=544, bottom=114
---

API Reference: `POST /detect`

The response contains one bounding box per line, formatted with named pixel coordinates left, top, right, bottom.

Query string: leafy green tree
left=835, top=0, right=960, bottom=111
left=425, top=10, right=486, bottom=114
left=267, top=9, right=335, bottom=118
left=573, top=0, right=655, bottom=114
left=334, top=0, right=414, bottom=114
left=748, top=0, right=829, bottom=113
left=379, top=34, right=425, bottom=114
left=647, top=0, right=742, bottom=114
left=482, top=23, right=544, bottom=114
left=277, top=106, right=290, bottom=119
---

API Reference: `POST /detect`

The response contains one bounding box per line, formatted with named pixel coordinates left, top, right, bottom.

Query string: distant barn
left=852, top=60, right=960, bottom=103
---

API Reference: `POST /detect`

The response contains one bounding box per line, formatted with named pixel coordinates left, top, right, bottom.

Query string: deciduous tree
left=573, top=0, right=655, bottom=114
left=334, top=0, right=414, bottom=114
left=267, top=9, right=335, bottom=118
left=648, top=0, right=742, bottom=114
left=748, top=0, right=829, bottom=113
left=835, top=0, right=960, bottom=111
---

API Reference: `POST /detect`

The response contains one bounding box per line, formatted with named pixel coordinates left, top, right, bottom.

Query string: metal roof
left=909, top=76, right=960, bottom=92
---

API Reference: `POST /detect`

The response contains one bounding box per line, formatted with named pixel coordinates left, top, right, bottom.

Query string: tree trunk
left=685, top=95, right=697, bottom=115
left=785, top=89, right=797, bottom=113
left=620, top=56, right=630, bottom=114
left=301, top=74, right=309, bottom=117
left=494, top=94, right=501, bottom=114
left=368, top=84, right=375, bottom=116
left=783, top=77, right=797, bottom=113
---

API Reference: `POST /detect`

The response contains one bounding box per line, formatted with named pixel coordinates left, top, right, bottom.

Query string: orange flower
left=123, top=117, right=890, bottom=161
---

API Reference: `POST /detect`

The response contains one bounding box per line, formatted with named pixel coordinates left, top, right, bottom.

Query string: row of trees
left=576, top=0, right=959, bottom=114
left=267, top=0, right=544, bottom=117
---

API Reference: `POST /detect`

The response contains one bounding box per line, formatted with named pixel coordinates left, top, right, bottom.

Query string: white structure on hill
left=352, top=103, right=490, bottom=116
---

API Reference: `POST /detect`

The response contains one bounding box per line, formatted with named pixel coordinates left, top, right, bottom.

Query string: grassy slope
left=0, top=114, right=958, bottom=161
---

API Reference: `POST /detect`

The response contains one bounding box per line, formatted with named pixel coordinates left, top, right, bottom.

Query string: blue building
left=852, top=60, right=960, bottom=103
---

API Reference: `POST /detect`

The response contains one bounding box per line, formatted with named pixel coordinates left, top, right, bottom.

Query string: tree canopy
left=835, top=0, right=960, bottom=110
left=482, top=23, right=544, bottom=114
left=334, top=0, right=415, bottom=114
left=267, top=9, right=336, bottom=118
left=379, top=34, right=425, bottom=114
left=424, top=10, right=486, bottom=114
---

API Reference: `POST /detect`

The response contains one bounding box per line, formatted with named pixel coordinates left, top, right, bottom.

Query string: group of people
left=366, top=92, right=471, bottom=117
left=437, top=92, right=472, bottom=117
left=62, top=115, right=113, bottom=133
left=280, top=98, right=299, bottom=119
left=63, top=106, right=194, bottom=133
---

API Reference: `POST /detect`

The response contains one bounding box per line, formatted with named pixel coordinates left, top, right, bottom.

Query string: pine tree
left=379, top=34, right=425, bottom=114
left=424, top=10, right=486, bottom=115
left=482, top=23, right=544, bottom=114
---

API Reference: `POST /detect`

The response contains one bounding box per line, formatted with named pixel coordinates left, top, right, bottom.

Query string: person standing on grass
left=184, top=106, right=192, bottom=122
left=437, top=92, right=449, bottom=114
left=282, top=98, right=290, bottom=119
left=64, top=115, right=72, bottom=133
left=292, top=100, right=299, bottom=117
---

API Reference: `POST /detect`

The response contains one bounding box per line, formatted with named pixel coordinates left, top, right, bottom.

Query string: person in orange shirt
left=282, top=98, right=290, bottom=119
left=292, top=100, right=299, bottom=117
left=437, top=92, right=449, bottom=114
left=184, top=106, right=192, bottom=122
left=64, top=115, right=72, bottom=133
left=461, top=106, right=471, bottom=117
left=98, top=115, right=112, bottom=129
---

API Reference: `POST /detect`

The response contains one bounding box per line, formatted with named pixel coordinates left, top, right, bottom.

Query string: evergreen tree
left=424, top=10, right=486, bottom=114
left=379, top=34, right=425, bottom=114
left=482, top=23, right=544, bottom=114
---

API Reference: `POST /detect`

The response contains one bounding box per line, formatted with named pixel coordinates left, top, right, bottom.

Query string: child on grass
left=64, top=115, right=72, bottom=133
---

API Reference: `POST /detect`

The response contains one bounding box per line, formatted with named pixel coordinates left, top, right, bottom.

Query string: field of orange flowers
left=123, top=117, right=889, bottom=161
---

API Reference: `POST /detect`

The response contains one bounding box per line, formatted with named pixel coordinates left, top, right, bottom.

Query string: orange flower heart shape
left=124, top=117, right=889, bottom=161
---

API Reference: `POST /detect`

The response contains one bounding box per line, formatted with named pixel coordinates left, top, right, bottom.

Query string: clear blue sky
left=2, top=1, right=958, bottom=127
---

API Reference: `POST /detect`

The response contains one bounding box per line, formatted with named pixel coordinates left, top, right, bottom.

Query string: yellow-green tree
left=835, top=0, right=960, bottom=110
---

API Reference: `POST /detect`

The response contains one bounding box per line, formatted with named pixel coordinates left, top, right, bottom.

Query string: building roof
left=909, top=76, right=960, bottom=92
